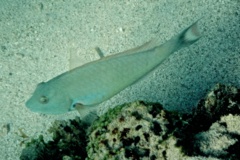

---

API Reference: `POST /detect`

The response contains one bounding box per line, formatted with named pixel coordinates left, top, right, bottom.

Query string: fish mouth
left=25, top=100, right=68, bottom=115
left=25, top=98, right=45, bottom=113
left=25, top=99, right=39, bottom=112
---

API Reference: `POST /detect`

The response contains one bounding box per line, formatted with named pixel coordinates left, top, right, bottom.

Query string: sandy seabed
left=0, top=0, right=239, bottom=159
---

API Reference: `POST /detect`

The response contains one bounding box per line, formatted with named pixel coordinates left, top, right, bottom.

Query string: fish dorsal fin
left=69, top=53, right=79, bottom=70
left=95, top=47, right=105, bottom=58
left=69, top=47, right=105, bottom=70
left=96, top=38, right=159, bottom=61
left=69, top=38, right=158, bottom=70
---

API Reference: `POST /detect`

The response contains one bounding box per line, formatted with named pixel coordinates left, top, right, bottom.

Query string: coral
left=20, top=117, right=88, bottom=160
left=87, top=84, right=240, bottom=159
left=86, top=101, right=189, bottom=160
left=176, top=83, right=240, bottom=159
left=20, top=84, right=240, bottom=160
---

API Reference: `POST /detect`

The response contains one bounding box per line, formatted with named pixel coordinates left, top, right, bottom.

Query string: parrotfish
left=26, top=21, right=201, bottom=120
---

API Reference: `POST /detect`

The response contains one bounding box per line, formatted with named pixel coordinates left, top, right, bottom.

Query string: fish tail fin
left=177, top=20, right=201, bottom=48
left=156, top=20, right=201, bottom=55
left=171, top=20, right=201, bottom=51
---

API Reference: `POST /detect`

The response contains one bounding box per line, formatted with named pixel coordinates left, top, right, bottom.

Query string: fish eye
left=39, top=96, right=49, bottom=104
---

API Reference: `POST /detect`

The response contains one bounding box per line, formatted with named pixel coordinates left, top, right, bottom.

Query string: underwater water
left=0, top=0, right=239, bottom=159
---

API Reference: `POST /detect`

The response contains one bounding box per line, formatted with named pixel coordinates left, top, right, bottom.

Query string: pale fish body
left=26, top=21, right=201, bottom=118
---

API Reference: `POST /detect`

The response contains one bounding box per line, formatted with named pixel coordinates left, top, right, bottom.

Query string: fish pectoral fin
left=74, top=103, right=87, bottom=115
left=82, top=111, right=99, bottom=125
left=74, top=103, right=98, bottom=124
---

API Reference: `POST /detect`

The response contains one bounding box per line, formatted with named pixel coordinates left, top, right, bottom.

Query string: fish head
left=25, top=82, right=72, bottom=115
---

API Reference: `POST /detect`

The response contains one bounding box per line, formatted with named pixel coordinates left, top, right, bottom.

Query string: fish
left=26, top=20, right=201, bottom=121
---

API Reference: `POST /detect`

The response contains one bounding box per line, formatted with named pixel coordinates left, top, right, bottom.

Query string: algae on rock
left=87, top=101, right=189, bottom=160
left=87, top=84, right=240, bottom=159
left=20, top=117, right=88, bottom=160
left=20, top=84, right=240, bottom=160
